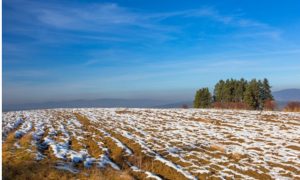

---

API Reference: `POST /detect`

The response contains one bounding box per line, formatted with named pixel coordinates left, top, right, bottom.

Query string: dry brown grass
left=115, top=109, right=132, bottom=115
left=74, top=113, right=124, bottom=163
left=212, top=102, right=250, bottom=110
left=73, top=113, right=189, bottom=180
left=74, top=113, right=140, bottom=178
left=286, top=145, right=300, bottom=151
left=6, top=109, right=297, bottom=180
left=73, top=113, right=90, bottom=128
left=70, top=134, right=103, bottom=158
left=267, top=161, right=300, bottom=175
left=260, top=114, right=281, bottom=123
left=229, top=152, right=247, bottom=161
left=70, top=137, right=83, bottom=151
left=283, top=101, right=300, bottom=112
left=164, top=155, right=192, bottom=168
left=3, top=158, right=134, bottom=180
left=3, top=114, right=135, bottom=180
left=73, top=113, right=106, bottom=157
left=106, top=129, right=190, bottom=180
left=210, top=144, right=226, bottom=153
left=3, top=158, right=72, bottom=180
left=189, top=117, right=210, bottom=123
left=85, top=138, right=103, bottom=158
left=19, top=132, right=33, bottom=147
left=228, top=164, right=273, bottom=180
left=74, top=113, right=171, bottom=180
left=82, top=168, right=134, bottom=180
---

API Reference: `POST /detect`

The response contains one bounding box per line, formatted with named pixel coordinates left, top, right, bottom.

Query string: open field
left=2, top=108, right=300, bottom=180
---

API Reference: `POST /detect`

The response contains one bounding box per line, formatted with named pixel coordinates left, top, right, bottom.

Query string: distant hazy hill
left=154, top=101, right=193, bottom=108
left=273, top=89, right=300, bottom=109
left=273, top=89, right=300, bottom=102
left=4, top=89, right=300, bottom=111
left=3, top=99, right=175, bottom=112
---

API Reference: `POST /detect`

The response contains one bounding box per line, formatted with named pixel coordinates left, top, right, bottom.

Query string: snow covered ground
left=2, top=108, right=300, bottom=179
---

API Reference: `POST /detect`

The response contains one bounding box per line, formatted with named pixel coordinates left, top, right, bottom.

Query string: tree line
left=194, top=78, right=275, bottom=110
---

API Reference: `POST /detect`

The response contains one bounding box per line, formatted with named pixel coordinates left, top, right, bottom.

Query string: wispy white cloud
left=234, top=30, right=282, bottom=40
left=144, top=7, right=269, bottom=28
left=4, top=0, right=276, bottom=45
left=34, top=3, right=139, bottom=30
left=4, top=1, right=178, bottom=45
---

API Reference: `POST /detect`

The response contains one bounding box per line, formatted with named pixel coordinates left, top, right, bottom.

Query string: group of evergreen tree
left=193, top=78, right=274, bottom=110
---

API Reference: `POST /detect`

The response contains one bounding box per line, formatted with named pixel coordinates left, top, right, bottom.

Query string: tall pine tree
left=214, top=80, right=225, bottom=102
left=194, top=88, right=212, bottom=108
left=262, top=78, right=273, bottom=100
left=244, top=79, right=260, bottom=110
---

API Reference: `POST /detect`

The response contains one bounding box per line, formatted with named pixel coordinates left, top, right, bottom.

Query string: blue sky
left=3, top=0, right=300, bottom=104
